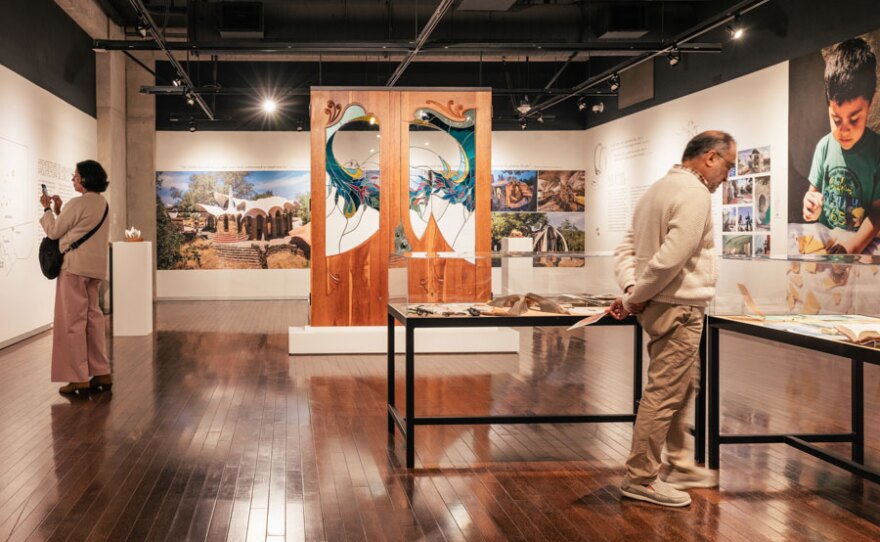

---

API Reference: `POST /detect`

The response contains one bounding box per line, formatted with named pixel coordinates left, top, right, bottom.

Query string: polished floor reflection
left=0, top=300, right=877, bottom=541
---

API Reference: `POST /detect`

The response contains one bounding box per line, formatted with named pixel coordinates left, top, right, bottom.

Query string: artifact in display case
left=388, top=251, right=620, bottom=319
left=712, top=255, right=880, bottom=348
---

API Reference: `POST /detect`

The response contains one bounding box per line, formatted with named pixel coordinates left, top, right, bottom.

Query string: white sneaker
left=620, top=478, right=692, bottom=507
left=663, top=467, right=719, bottom=490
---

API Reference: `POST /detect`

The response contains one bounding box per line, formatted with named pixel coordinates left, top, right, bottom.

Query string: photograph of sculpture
left=736, top=146, right=771, bottom=175
left=722, top=177, right=753, bottom=204
left=533, top=212, right=586, bottom=267
left=490, top=211, right=544, bottom=252
left=722, top=206, right=737, bottom=232
left=722, top=234, right=753, bottom=257
left=156, top=170, right=311, bottom=270
left=491, top=169, right=537, bottom=212
left=754, top=234, right=771, bottom=256
left=537, top=170, right=586, bottom=212
left=755, top=176, right=771, bottom=231
left=737, top=206, right=754, bottom=232
left=788, top=29, right=880, bottom=256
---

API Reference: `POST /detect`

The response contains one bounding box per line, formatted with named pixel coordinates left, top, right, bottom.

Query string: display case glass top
left=388, top=251, right=620, bottom=319
left=711, top=255, right=880, bottom=349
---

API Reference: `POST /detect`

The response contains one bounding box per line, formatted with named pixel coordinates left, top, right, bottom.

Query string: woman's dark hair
left=76, top=160, right=109, bottom=192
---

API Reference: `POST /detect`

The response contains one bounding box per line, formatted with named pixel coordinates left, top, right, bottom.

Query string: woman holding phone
left=38, top=160, right=112, bottom=396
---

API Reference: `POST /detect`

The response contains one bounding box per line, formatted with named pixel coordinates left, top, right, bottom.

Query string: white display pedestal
left=289, top=325, right=520, bottom=355
left=112, top=241, right=153, bottom=336
left=500, top=237, right=533, bottom=295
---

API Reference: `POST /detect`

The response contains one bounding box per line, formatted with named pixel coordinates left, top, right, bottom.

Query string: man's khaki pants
left=625, top=301, right=704, bottom=485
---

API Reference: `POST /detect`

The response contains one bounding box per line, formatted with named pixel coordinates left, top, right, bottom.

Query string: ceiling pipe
left=127, top=0, right=215, bottom=120
left=525, top=0, right=771, bottom=119
left=387, top=0, right=455, bottom=86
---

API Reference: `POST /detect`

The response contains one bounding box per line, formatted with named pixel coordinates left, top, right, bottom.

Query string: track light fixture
left=667, top=47, right=681, bottom=67
left=576, top=97, right=587, bottom=112
left=592, top=102, right=605, bottom=114
left=519, top=118, right=527, bottom=131
left=185, top=92, right=196, bottom=107
left=172, top=78, right=182, bottom=87
left=609, top=73, right=621, bottom=92
left=535, top=112, right=544, bottom=124
left=516, top=96, right=532, bottom=115
left=135, top=14, right=149, bottom=38
left=726, top=16, right=744, bottom=40
left=188, top=118, right=197, bottom=133
left=296, top=119, right=304, bottom=132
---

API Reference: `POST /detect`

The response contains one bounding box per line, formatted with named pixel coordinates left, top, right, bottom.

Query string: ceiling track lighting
left=576, top=97, right=587, bottom=112
left=135, top=14, right=149, bottom=39
left=591, top=102, right=605, bottom=114
left=188, top=118, right=197, bottom=133
left=519, top=118, right=527, bottom=131
left=535, top=112, right=544, bottom=124
left=726, top=16, right=744, bottom=40
left=516, top=96, right=532, bottom=115
left=296, top=119, right=304, bottom=132
left=609, top=73, right=621, bottom=92
left=667, top=47, right=681, bottom=67
left=185, top=92, right=196, bottom=106
left=171, top=78, right=182, bottom=87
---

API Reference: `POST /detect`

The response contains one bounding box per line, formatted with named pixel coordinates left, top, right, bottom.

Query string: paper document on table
left=737, top=283, right=765, bottom=318
left=567, top=311, right=608, bottom=331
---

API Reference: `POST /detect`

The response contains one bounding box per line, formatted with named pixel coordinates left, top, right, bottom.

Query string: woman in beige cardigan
left=39, top=160, right=112, bottom=396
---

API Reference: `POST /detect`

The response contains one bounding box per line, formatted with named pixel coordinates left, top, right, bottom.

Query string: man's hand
left=607, top=297, right=629, bottom=320
left=803, top=191, right=823, bottom=222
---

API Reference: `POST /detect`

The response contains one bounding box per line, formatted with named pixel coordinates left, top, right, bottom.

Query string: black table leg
left=388, top=313, right=395, bottom=435
left=405, top=324, right=415, bottom=469
left=695, top=320, right=707, bottom=464
left=708, top=325, right=720, bottom=469
left=852, top=358, right=864, bottom=464
left=633, top=323, right=643, bottom=415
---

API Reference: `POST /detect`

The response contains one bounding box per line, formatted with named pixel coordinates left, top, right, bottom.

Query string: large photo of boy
left=788, top=32, right=880, bottom=256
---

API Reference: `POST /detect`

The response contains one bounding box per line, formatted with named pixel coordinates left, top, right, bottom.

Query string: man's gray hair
left=681, top=130, right=736, bottom=162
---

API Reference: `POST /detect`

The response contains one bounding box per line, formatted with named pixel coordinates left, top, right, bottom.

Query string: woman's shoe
left=59, top=382, right=91, bottom=396
left=90, top=374, right=113, bottom=391
left=90, top=374, right=113, bottom=392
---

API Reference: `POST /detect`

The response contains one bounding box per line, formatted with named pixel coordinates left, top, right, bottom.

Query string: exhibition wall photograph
left=788, top=28, right=880, bottom=257
left=156, top=170, right=311, bottom=270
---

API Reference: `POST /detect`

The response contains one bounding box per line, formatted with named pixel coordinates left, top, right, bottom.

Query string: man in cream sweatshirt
left=609, top=131, right=736, bottom=507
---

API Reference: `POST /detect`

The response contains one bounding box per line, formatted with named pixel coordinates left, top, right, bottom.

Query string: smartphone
left=41, top=183, right=49, bottom=197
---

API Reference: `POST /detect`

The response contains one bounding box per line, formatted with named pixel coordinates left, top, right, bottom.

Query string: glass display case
left=711, top=255, right=880, bottom=348
left=388, top=251, right=621, bottom=318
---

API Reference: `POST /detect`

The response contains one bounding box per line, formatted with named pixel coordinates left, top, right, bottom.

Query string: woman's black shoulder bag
left=39, top=204, right=109, bottom=280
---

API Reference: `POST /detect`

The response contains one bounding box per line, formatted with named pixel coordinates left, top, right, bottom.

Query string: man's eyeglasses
left=714, top=151, right=736, bottom=172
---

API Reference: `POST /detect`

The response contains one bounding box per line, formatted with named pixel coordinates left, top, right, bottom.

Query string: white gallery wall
left=155, top=130, right=592, bottom=299
left=0, top=64, right=97, bottom=348
left=155, top=131, right=310, bottom=299
left=582, top=62, right=790, bottom=303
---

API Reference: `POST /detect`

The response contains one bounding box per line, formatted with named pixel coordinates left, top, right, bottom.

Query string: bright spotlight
left=262, top=99, right=277, bottom=114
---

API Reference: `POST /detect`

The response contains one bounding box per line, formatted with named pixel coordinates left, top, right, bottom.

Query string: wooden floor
left=0, top=300, right=878, bottom=541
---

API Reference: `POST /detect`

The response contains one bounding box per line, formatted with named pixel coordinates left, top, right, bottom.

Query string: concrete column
left=125, top=53, right=156, bottom=241
left=96, top=51, right=126, bottom=241
left=125, top=53, right=157, bottom=295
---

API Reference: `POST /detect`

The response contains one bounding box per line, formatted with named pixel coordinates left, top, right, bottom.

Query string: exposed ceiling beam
left=387, top=0, right=455, bottom=85
left=141, top=85, right=616, bottom=97
left=128, top=0, right=214, bottom=120
left=93, top=39, right=720, bottom=57
left=55, top=0, right=123, bottom=39
left=526, top=0, right=771, bottom=118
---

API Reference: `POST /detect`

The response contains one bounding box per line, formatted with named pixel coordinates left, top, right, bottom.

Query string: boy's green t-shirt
left=809, top=128, right=880, bottom=230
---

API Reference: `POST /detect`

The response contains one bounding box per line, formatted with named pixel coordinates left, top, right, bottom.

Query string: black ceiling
left=92, top=0, right=766, bottom=130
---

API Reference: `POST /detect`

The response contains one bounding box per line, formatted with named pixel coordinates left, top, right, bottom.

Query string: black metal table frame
left=707, top=315, right=880, bottom=484
left=386, top=304, right=644, bottom=469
